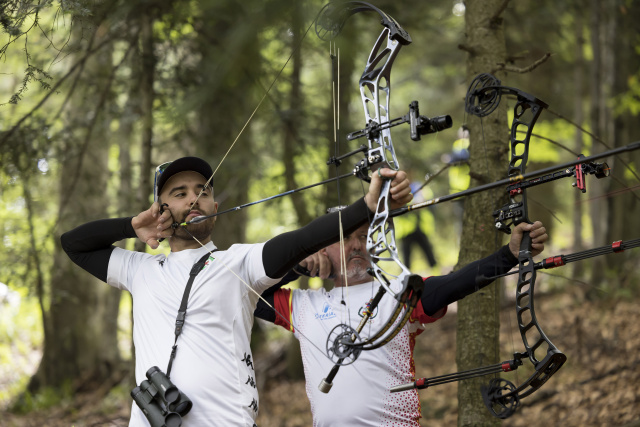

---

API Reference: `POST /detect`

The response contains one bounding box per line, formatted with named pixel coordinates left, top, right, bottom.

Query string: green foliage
left=0, top=290, right=44, bottom=410
left=614, top=70, right=640, bottom=116
left=10, top=380, right=73, bottom=414
left=0, top=0, right=639, bottom=419
left=527, top=118, right=578, bottom=163
left=6, top=65, right=53, bottom=105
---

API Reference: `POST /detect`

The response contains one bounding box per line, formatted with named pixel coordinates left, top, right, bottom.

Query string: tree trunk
left=572, top=4, right=585, bottom=281
left=323, top=24, right=359, bottom=211
left=30, top=20, right=121, bottom=393
left=134, top=12, right=156, bottom=254
left=192, top=0, right=261, bottom=250
left=604, top=0, right=640, bottom=277
left=586, top=0, right=610, bottom=292
left=282, top=0, right=312, bottom=229
left=456, top=1, right=509, bottom=425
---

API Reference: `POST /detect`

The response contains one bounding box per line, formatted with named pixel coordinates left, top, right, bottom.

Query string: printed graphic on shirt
left=314, top=302, right=337, bottom=320
left=248, top=398, right=259, bottom=413
left=202, top=255, right=216, bottom=270
left=245, top=375, right=256, bottom=388
left=241, top=353, right=254, bottom=370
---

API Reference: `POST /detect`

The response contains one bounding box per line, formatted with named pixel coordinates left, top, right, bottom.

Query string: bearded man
left=61, top=156, right=413, bottom=427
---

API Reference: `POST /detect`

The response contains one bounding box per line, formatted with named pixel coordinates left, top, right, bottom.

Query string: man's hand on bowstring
left=131, top=202, right=175, bottom=249
left=364, top=168, right=413, bottom=212
left=509, top=221, right=548, bottom=258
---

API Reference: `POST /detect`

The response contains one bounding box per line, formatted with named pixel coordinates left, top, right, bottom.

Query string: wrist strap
left=166, top=251, right=216, bottom=377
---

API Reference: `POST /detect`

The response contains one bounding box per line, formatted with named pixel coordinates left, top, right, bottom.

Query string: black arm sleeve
left=256, top=244, right=518, bottom=321
left=60, top=217, right=137, bottom=283
left=421, top=245, right=518, bottom=317
left=262, top=197, right=372, bottom=279
left=253, top=270, right=300, bottom=322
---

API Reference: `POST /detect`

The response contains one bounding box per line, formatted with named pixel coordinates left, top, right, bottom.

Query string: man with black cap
left=61, top=156, right=413, bottom=426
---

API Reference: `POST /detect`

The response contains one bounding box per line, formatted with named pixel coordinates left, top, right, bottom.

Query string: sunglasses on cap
left=153, top=161, right=172, bottom=202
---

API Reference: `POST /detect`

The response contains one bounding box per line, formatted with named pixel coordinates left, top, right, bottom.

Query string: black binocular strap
left=166, top=251, right=217, bottom=378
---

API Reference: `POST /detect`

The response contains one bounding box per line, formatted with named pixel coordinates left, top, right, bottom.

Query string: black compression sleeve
left=262, top=197, right=371, bottom=278
left=253, top=269, right=300, bottom=322
left=60, top=217, right=137, bottom=282
left=421, top=245, right=518, bottom=316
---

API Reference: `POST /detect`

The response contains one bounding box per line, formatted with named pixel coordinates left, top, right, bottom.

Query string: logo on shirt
left=314, top=303, right=337, bottom=320
left=201, top=256, right=215, bottom=271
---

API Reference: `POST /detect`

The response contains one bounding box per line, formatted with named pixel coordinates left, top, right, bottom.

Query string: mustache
left=181, top=208, right=203, bottom=223
left=347, top=250, right=369, bottom=262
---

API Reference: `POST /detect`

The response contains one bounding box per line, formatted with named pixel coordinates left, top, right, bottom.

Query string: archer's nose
left=350, top=237, right=365, bottom=252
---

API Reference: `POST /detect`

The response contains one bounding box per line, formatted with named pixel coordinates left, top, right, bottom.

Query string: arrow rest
left=493, top=157, right=611, bottom=234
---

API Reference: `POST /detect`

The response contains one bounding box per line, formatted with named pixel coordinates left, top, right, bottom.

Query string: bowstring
left=170, top=9, right=347, bottom=367
left=181, top=227, right=333, bottom=362
left=476, top=98, right=519, bottom=387
left=188, top=12, right=319, bottom=211
left=332, top=42, right=352, bottom=325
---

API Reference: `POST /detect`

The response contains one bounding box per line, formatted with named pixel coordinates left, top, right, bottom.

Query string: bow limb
left=352, top=4, right=423, bottom=347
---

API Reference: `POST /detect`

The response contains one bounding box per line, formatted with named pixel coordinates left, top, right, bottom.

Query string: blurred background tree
left=0, top=0, right=638, bottom=425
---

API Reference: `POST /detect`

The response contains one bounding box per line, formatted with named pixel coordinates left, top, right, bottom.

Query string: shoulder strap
left=166, top=250, right=217, bottom=377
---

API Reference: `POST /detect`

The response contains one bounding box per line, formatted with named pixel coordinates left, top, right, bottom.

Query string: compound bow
left=310, top=1, right=459, bottom=393
left=391, top=73, right=640, bottom=418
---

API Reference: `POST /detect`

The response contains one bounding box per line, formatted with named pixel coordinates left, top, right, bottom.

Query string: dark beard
left=173, top=216, right=215, bottom=242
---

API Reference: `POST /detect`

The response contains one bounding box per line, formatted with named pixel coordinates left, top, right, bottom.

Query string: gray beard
left=344, top=263, right=371, bottom=283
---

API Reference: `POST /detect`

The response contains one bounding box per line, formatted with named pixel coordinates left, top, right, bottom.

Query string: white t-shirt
left=107, top=241, right=279, bottom=427
left=273, top=281, right=445, bottom=426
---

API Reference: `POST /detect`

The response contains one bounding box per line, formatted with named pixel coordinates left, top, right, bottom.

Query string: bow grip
left=518, top=229, right=533, bottom=261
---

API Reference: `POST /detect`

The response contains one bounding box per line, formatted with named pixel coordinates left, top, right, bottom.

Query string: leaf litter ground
left=3, top=293, right=639, bottom=426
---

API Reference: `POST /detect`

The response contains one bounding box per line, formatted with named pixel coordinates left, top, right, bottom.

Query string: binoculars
left=131, top=366, right=193, bottom=427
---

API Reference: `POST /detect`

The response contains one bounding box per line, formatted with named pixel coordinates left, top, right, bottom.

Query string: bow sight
left=346, top=100, right=452, bottom=143
left=328, top=100, right=452, bottom=180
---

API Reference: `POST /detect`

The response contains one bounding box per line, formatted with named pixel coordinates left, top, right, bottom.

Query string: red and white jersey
left=274, top=281, right=445, bottom=426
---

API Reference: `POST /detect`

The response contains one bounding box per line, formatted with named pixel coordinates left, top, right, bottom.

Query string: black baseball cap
left=155, top=157, right=213, bottom=199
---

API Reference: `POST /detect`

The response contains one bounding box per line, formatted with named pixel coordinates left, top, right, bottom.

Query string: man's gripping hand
left=131, top=202, right=175, bottom=249
left=509, top=221, right=548, bottom=258
left=297, top=252, right=333, bottom=280
left=364, top=168, right=413, bottom=213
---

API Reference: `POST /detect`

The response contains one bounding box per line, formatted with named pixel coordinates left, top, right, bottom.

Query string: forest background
left=1, top=0, right=639, bottom=426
